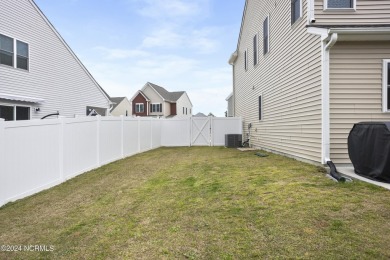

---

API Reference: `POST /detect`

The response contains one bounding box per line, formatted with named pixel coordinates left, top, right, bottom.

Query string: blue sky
left=34, top=0, right=244, bottom=116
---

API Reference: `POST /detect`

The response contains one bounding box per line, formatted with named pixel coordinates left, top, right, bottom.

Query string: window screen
left=244, top=50, right=248, bottom=70
left=0, top=105, right=14, bottom=121
left=259, top=96, right=262, bottom=121
left=253, top=35, right=258, bottom=66
left=16, top=106, right=30, bottom=120
left=0, top=34, right=14, bottom=67
left=327, top=0, right=353, bottom=8
left=291, top=0, right=301, bottom=24
left=17, top=40, right=28, bottom=70
left=263, top=17, right=269, bottom=55
left=388, top=63, right=390, bottom=110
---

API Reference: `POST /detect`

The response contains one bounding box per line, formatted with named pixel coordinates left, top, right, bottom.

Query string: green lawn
left=1, top=147, right=390, bottom=259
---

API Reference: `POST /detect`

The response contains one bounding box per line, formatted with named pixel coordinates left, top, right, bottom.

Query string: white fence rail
left=0, top=116, right=242, bottom=206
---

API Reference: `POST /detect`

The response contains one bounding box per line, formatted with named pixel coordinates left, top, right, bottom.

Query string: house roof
left=147, top=82, right=185, bottom=102
left=30, top=0, right=112, bottom=104
left=194, top=112, right=207, bottom=117
left=130, top=90, right=150, bottom=102
left=110, top=97, right=127, bottom=111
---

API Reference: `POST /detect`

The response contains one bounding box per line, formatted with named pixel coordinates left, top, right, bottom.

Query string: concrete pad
left=237, top=148, right=257, bottom=152
left=338, top=167, right=390, bottom=190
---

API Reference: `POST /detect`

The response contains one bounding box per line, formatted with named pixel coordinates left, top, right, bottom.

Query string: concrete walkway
left=338, top=167, right=390, bottom=190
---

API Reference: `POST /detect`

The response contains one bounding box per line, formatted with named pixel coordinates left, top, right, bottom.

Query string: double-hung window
left=17, top=40, right=29, bottom=70
left=150, top=103, right=162, bottom=113
left=253, top=34, right=258, bottom=66
left=0, top=34, right=14, bottom=67
left=135, top=103, right=144, bottom=113
left=263, top=16, right=269, bottom=55
left=325, top=0, right=354, bottom=9
left=244, top=49, right=248, bottom=71
left=259, top=95, right=263, bottom=121
left=383, top=60, right=390, bottom=112
left=0, top=34, right=29, bottom=70
left=291, top=0, right=302, bottom=24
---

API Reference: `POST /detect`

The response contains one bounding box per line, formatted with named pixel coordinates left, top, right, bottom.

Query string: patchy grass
left=1, top=147, right=390, bottom=259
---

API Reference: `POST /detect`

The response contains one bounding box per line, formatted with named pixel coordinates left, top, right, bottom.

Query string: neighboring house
left=0, top=0, right=111, bottom=121
left=226, top=93, right=234, bottom=117
left=229, top=0, right=390, bottom=165
left=194, top=112, right=207, bottom=117
left=130, top=82, right=193, bottom=118
left=110, top=97, right=132, bottom=116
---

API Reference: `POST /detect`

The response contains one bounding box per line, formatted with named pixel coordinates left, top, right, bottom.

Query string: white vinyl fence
left=0, top=116, right=241, bottom=207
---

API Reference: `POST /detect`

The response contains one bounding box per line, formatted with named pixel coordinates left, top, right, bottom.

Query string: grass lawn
left=1, top=147, right=390, bottom=259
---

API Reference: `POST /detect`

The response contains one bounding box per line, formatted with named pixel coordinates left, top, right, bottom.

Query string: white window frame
left=0, top=103, right=31, bottom=121
left=291, top=0, right=302, bottom=25
left=0, top=33, right=29, bottom=71
left=135, top=103, right=144, bottom=113
left=150, top=103, right=162, bottom=113
left=263, top=15, right=270, bottom=55
left=324, top=0, right=356, bottom=11
left=383, top=59, right=390, bottom=113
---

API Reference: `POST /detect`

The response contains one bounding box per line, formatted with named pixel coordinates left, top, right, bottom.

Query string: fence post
left=58, top=116, right=65, bottom=181
left=210, top=116, right=214, bottom=147
left=138, top=117, right=141, bottom=153
left=189, top=117, right=192, bottom=147
left=96, top=115, right=101, bottom=167
left=0, top=118, right=5, bottom=206
left=150, top=118, right=153, bottom=150
left=121, top=115, right=124, bottom=159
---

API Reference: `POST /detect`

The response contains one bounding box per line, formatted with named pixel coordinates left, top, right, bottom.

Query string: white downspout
left=322, top=33, right=338, bottom=164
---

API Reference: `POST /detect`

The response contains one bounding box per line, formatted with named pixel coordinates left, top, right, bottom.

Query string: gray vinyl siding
left=0, top=0, right=109, bottom=119
left=329, top=41, right=390, bottom=164
left=234, top=0, right=323, bottom=163
left=314, top=0, right=390, bottom=24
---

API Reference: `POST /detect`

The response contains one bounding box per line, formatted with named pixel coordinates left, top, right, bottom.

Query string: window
left=135, top=103, right=144, bottom=113
left=244, top=49, right=248, bottom=71
left=259, top=96, right=263, bottom=121
left=186, top=108, right=188, bottom=115
left=326, top=0, right=354, bottom=9
left=150, top=103, right=162, bottom=113
left=253, top=34, right=258, bottom=66
left=0, top=34, right=14, bottom=67
left=291, top=0, right=301, bottom=24
left=263, top=16, right=269, bottom=55
left=0, top=105, right=30, bottom=121
left=183, top=107, right=185, bottom=114
left=17, top=40, right=28, bottom=70
left=0, top=34, right=29, bottom=70
left=383, top=60, right=390, bottom=112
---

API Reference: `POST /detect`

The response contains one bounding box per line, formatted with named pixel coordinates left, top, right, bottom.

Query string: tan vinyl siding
left=315, top=0, right=390, bottom=24
left=329, top=41, right=390, bottom=164
left=176, top=93, right=192, bottom=117
left=0, top=0, right=109, bottom=118
left=142, top=86, right=163, bottom=116
left=234, top=0, right=323, bottom=163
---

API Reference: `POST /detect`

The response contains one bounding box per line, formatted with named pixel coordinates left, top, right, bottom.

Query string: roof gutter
left=322, top=33, right=338, bottom=164
left=228, top=51, right=238, bottom=65
left=325, top=33, right=338, bottom=51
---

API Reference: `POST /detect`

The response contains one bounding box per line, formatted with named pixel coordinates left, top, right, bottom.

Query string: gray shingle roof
left=148, top=82, right=185, bottom=102
left=110, top=97, right=127, bottom=111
